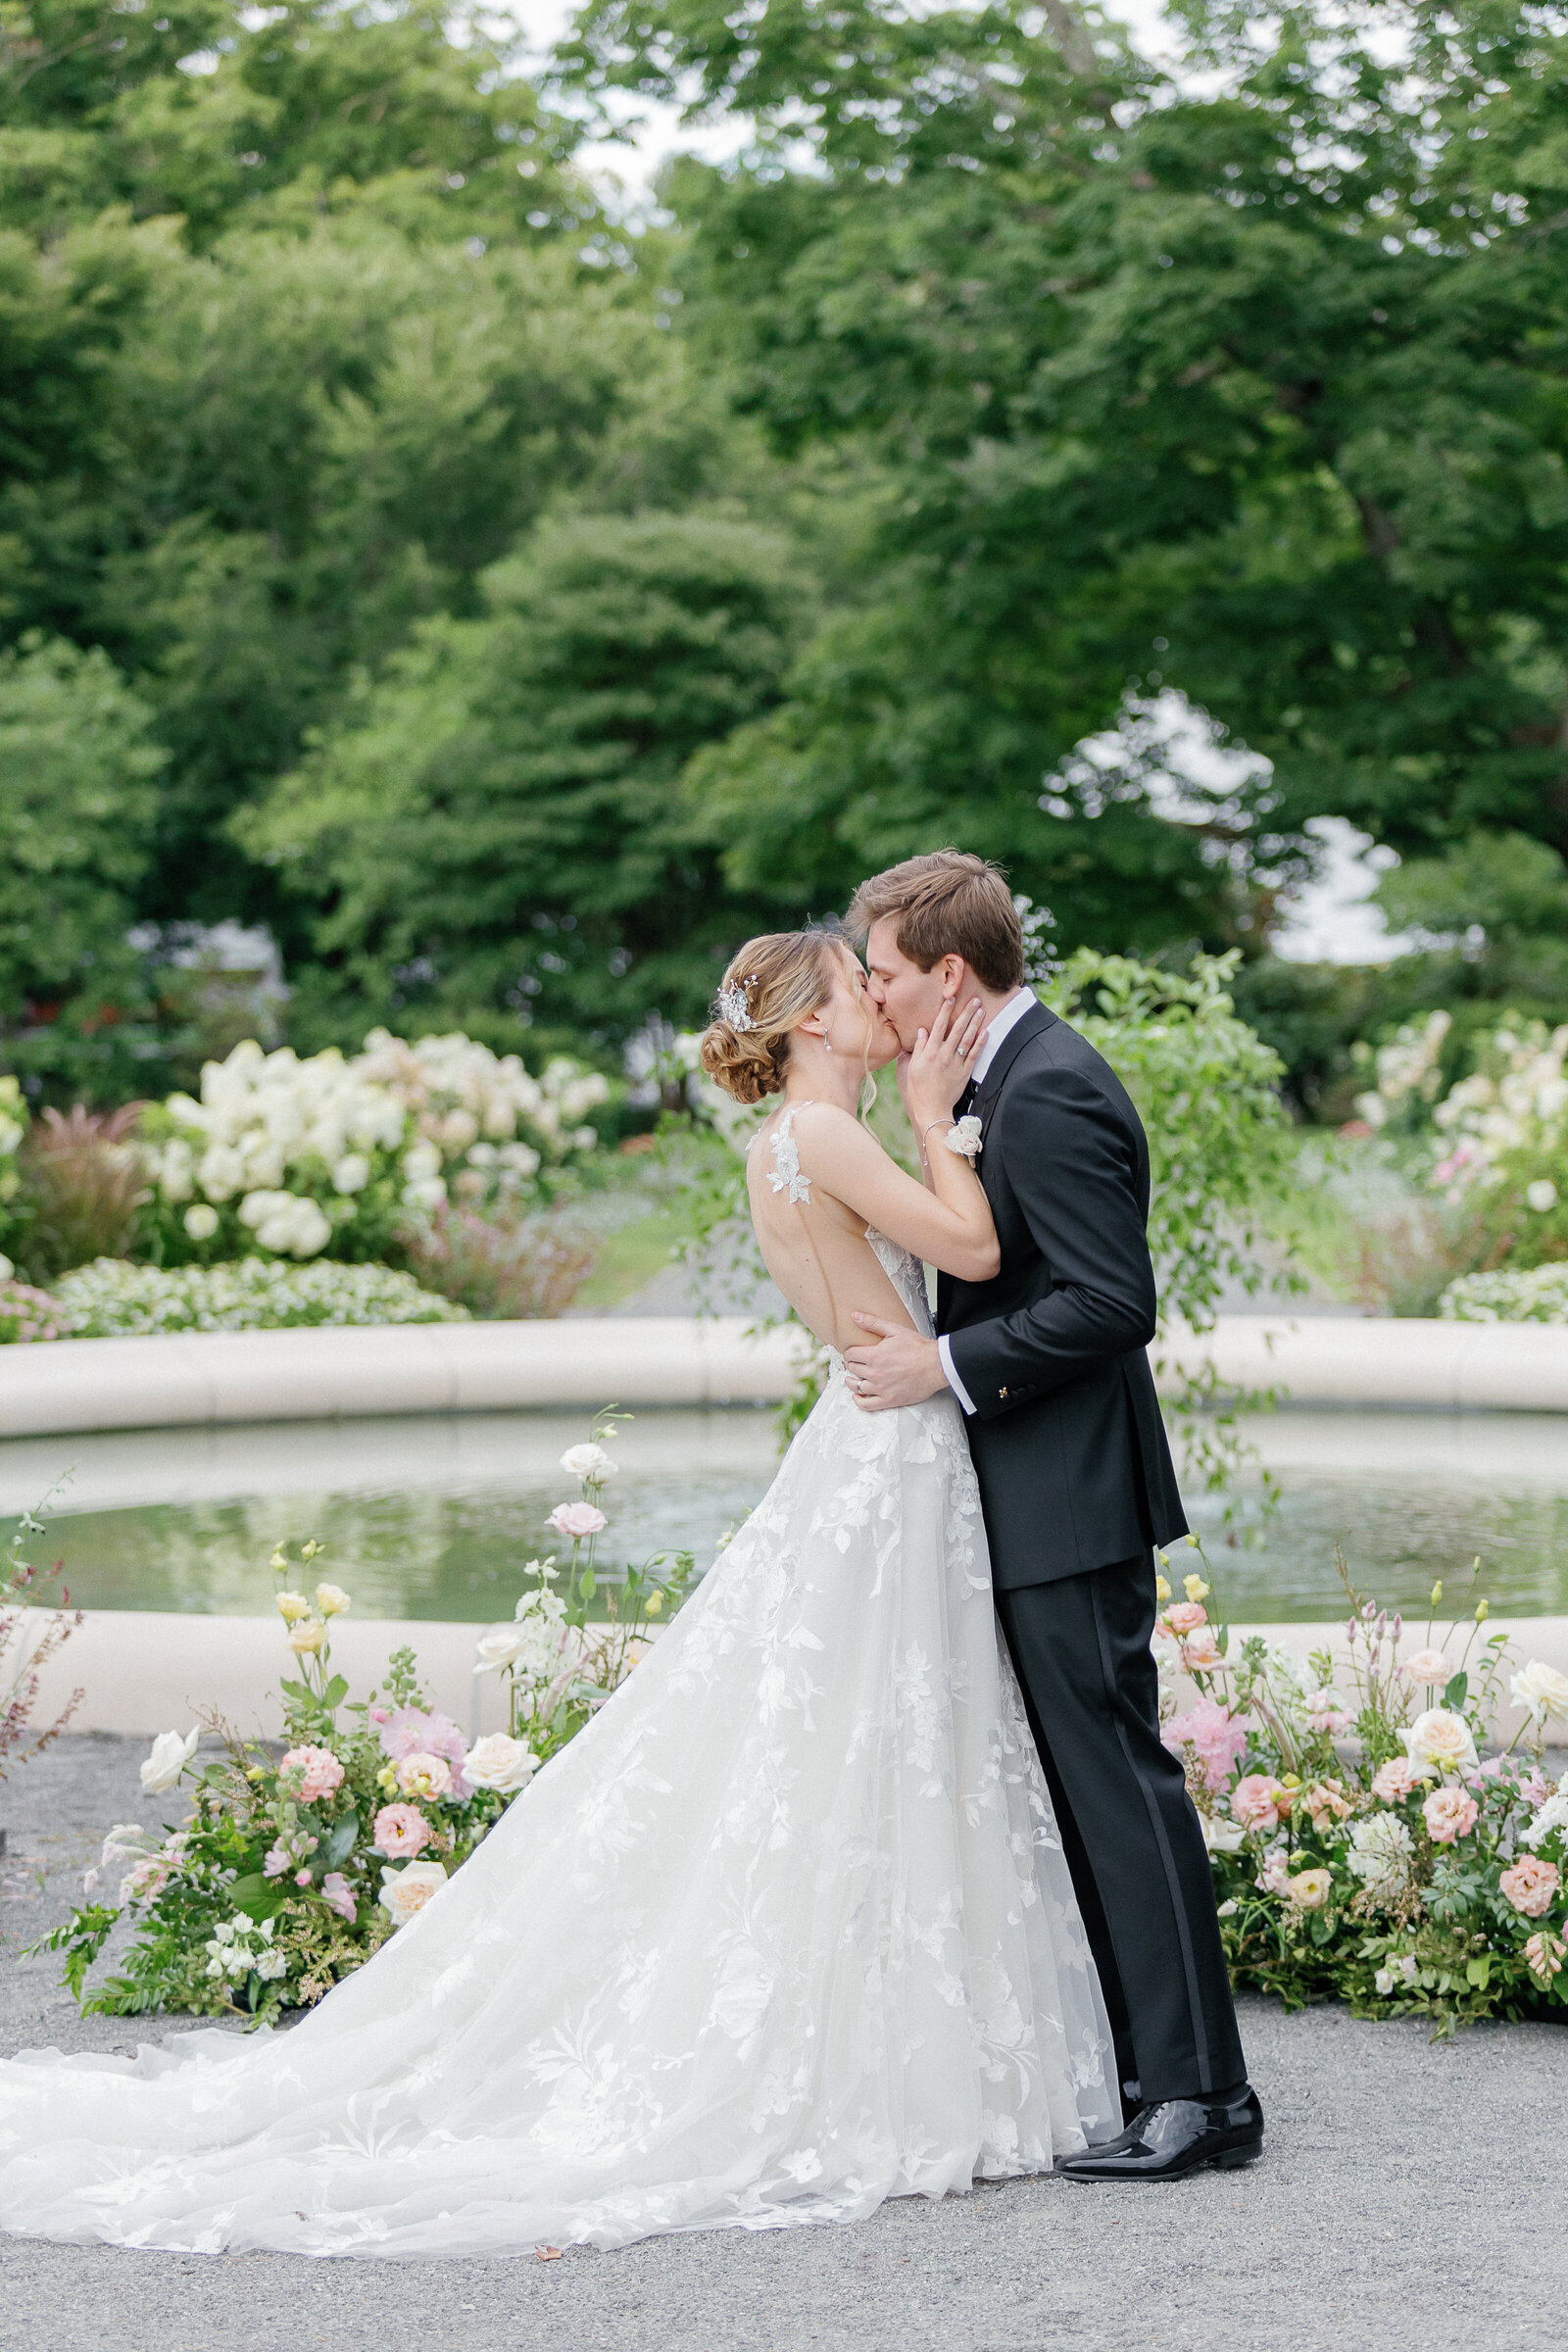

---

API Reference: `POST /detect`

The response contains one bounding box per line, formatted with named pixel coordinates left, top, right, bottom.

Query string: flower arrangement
left=1158, top=1545, right=1568, bottom=2029
left=41, top=1256, right=468, bottom=1337
left=138, top=1031, right=611, bottom=1267
left=31, top=1423, right=691, bottom=2023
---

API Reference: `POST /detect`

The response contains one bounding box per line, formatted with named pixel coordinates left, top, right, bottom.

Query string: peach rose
left=379, top=1860, right=447, bottom=1929
left=395, top=1751, right=452, bottom=1801
left=1179, top=1627, right=1226, bottom=1672
left=1400, top=1647, right=1450, bottom=1686
left=1372, top=1757, right=1425, bottom=1802
left=1232, top=1774, right=1289, bottom=1831
left=1422, top=1787, right=1479, bottom=1844
left=1499, top=1854, right=1560, bottom=1918
left=1402, top=1707, right=1478, bottom=1777
left=1164, top=1601, right=1208, bottom=1636
left=1287, top=1867, right=1333, bottom=1909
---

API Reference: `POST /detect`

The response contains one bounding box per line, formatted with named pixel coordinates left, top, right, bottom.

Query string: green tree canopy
left=244, top=511, right=813, bottom=1043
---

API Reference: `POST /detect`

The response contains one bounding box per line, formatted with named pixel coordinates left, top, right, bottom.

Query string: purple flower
left=320, top=1871, right=357, bottom=1923
left=377, top=1706, right=470, bottom=1796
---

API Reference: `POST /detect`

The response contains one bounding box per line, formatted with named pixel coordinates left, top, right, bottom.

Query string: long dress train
left=0, top=1231, right=1115, bottom=2258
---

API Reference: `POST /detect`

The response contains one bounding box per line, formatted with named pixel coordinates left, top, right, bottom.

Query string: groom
left=844, top=850, right=1263, bottom=2180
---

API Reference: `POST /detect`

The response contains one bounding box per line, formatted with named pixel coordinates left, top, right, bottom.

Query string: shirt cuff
left=937, top=1335, right=977, bottom=1417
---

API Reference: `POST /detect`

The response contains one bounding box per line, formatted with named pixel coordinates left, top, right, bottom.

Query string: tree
left=0, top=633, right=166, bottom=1086
left=243, top=511, right=813, bottom=1043
left=570, top=0, right=1568, bottom=917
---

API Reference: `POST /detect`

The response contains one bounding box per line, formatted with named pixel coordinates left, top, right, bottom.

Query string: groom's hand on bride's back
left=844, top=1315, right=947, bottom=1410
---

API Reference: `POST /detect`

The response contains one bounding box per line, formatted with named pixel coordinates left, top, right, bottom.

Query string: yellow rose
left=1153, top=1575, right=1172, bottom=1603
left=644, top=1590, right=664, bottom=1615
left=287, top=1618, right=327, bottom=1655
left=301, top=1540, right=321, bottom=1562
left=275, top=1591, right=310, bottom=1624
left=315, top=1582, right=352, bottom=1618
left=1183, top=1574, right=1209, bottom=1603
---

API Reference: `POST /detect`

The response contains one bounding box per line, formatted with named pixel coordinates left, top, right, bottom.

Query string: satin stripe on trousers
left=995, top=1556, right=1246, bottom=2106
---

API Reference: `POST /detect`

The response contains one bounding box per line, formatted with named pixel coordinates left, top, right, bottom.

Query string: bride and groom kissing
left=0, top=850, right=1261, bottom=2262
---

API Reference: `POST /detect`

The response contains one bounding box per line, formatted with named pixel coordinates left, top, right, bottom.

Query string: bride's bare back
left=746, top=1094, right=999, bottom=1358
left=747, top=1104, right=919, bottom=1354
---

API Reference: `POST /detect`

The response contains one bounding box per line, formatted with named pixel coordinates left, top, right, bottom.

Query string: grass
left=571, top=1200, right=701, bottom=1312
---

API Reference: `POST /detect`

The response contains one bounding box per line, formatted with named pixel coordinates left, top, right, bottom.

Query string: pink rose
left=373, top=1802, right=432, bottom=1860
left=1372, top=1758, right=1424, bottom=1803
left=1499, top=1855, right=1560, bottom=1919
left=1256, top=1853, right=1292, bottom=1895
left=279, top=1743, right=346, bottom=1803
left=1162, top=1697, right=1248, bottom=1794
left=1164, top=1601, right=1207, bottom=1636
left=1179, top=1628, right=1225, bottom=1673
left=1400, top=1648, right=1450, bottom=1686
left=1232, top=1774, right=1289, bottom=1832
left=548, top=1501, right=608, bottom=1542
left=368, top=1706, right=390, bottom=1724
left=1422, top=1787, right=1479, bottom=1844
left=294, top=1867, right=313, bottom=1886
left=320, top=1871, right=357, bottom=1923
left=263, top=1842, right=290, bottom=1879
left=1519, top=1767, right=1552, bottom=1808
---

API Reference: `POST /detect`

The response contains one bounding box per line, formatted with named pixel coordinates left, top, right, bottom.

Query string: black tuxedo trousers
left=996, top=1555, right=1246, bottom=2107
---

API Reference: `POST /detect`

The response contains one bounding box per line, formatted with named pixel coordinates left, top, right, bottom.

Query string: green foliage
left=0, top=633, right=166, bottom=1080
left=245, top=512, right=812, bottom=1042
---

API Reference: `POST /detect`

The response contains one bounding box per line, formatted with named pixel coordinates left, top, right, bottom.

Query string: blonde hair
left=700, top=930, right=857, bottom=1105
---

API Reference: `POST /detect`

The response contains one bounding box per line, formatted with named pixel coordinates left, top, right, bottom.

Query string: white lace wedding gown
left=0, top=1159, right=1115, bottom=2258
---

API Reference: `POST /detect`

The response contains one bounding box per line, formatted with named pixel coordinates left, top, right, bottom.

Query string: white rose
left=139, top=1726, right=200, bottom=1792
left=463, top=1733, right=538, bottom=1793
left=560, top=1443, right=617, bottom=1482
left=314, top=1582, right=352, bottom=1618
left=1200, top=1812, right=1247, bottom=1854
left=183, top=1202, right=220, bottom=1240
left=1510, top=1660, right=1568, bottom=1725
left=379, top=1860, right=448, bottom=1928
left=1401, top=1706, right=1478, bottom=1777
left=331, top=1152, right=370, bottom=1195
left=1526, top=1179, right=1559, bottom=1214
left=473, top=1625, right=530, bottom=1675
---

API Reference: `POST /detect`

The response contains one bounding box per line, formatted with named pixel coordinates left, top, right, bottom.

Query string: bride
left=0, top=929, right=1117, bottom=2260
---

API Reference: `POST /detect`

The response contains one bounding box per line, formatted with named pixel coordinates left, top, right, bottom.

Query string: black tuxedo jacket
left=937, top=998, right=1189, bottom=1589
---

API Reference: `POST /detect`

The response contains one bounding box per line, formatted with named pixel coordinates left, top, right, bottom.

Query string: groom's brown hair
left=846, top=851, right=1025, bottom=994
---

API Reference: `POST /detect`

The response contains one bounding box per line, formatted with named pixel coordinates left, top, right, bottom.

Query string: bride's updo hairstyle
left=700, top=930, right=855, bottom=1105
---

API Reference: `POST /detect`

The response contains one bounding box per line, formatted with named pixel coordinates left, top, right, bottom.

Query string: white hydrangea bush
left=1439, top=1264, right=1568, bottom=1324
left=1352, top=1011, right=1568, bottom=1269
left=54, top=1257, right=469, bottom=1336
left=140, top=1032, right=611, bottom=1264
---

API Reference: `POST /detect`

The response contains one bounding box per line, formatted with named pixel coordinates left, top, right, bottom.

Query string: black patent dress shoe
left=1054, top=2085, right=1264, bottom=2181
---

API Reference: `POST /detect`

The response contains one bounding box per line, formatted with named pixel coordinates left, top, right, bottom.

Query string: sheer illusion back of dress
left=0, top=1109, right=1116, bottom=2262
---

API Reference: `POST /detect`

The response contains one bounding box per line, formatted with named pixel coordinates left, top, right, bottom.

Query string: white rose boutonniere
left=944, top=1115, right=983, bottom=1160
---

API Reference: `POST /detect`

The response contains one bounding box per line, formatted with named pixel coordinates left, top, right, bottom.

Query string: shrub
left=138, top=1031, right=612, bottom=1268
left=48, top=1257, right=468, bottom=1337
left=396, top=1201, right=600, bottom=1319
left=0, top=1278, right=72, bottom=1343
left=1440, top=1265, right=1568, bottom=1324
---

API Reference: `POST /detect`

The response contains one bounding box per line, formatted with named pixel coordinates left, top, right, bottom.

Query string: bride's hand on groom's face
left=904, top=997, right=987, bottom=1126
left=844, top=1316, right=948, bottom=1411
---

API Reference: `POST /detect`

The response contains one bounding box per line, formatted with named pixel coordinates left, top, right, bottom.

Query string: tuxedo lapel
left=976, top=1000, right=1054, bottom=1142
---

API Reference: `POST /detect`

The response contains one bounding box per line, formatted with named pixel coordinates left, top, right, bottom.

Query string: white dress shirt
left=934, top=988, right=1036, bottom=1416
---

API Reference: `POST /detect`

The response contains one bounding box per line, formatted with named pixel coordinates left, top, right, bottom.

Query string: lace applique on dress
left=766, top=1102, right=812, bottom=1205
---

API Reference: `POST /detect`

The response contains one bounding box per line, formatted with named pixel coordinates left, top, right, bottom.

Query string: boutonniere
left=944, top=1114, right=983, bottom=1160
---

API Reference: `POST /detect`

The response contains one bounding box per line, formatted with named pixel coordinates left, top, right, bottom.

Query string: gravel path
left=2, top=1737, right=1565, bottom=2352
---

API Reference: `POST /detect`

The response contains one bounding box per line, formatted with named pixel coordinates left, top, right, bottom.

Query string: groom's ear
left=939, top=954, right=965, bottom=1001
